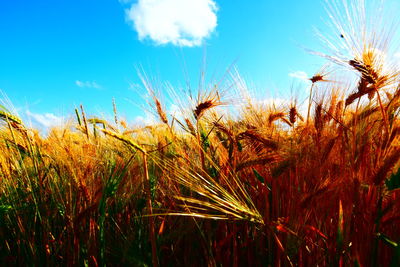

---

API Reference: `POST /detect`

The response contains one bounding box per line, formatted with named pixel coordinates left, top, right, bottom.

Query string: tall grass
left=1, top=0, right=400, bottom=265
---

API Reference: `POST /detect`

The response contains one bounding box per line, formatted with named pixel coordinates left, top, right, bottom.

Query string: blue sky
left=1, top=0, right=398, bottom=128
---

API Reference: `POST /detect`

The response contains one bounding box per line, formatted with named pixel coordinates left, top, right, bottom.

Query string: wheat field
left=1, top=0, right=400, bottom=266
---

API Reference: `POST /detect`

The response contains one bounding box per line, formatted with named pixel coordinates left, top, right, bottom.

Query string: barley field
left=1, top=0, right=400, bottom=266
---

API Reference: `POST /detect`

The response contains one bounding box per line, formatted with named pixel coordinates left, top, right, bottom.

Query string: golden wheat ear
left=0, top=109, right=23, bottom=127
left=289, top=106, right=297, bottom=124
left=100, top=128, right=146, bottom=153
left=155, top=98, right=168, bottom=125
left=194, top=99, right=221, bottom=120
left=158, top=157, right=264, bottom=225
left=0, top=103, right=24, bottom=131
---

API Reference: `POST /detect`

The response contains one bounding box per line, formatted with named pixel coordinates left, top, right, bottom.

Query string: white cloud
left=261, top=97, right=287, bottom=108
left=168, top=103, right=183, bottom=118
left=133, top=114, right=156, bottom=126
left=75, top=80, right=101, bottom=89
left=395, top=52, right=400, bottom=58
left=26, top=111, right=63, bottom=128
left=125, top=0, right=218, bottom=47
left=288, top=71, right=310, bottom=83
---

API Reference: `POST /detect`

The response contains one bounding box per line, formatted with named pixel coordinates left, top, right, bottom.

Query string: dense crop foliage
left=1, top=0, right=400, bottom=266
